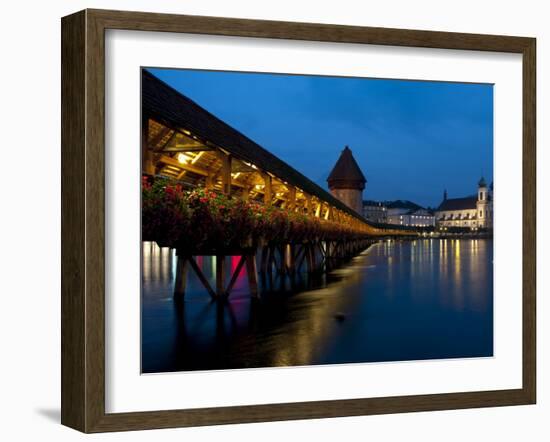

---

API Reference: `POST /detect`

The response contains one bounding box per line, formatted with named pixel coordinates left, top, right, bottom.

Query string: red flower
left=142, top=174, right=371, bottom=249
left=142, top=176, right=151, bottom=190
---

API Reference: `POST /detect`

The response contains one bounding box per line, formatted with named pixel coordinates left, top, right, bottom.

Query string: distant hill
left=384, top=200, right=424, bottom=211
left=363, top=199, right=436, bottom=214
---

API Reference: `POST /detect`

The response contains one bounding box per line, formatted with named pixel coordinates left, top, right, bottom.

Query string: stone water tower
left=327, top=146, right=366, bottom=214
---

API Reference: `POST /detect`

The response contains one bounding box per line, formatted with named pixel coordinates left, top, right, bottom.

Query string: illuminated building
left=385, top=200, right=435, bottom=227
left=362, top=200, right=387, bottom=223
left=435, top=178, right=493, bottom=229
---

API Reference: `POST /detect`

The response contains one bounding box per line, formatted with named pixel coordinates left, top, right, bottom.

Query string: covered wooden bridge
left=141, top=70, right=413, bottom=300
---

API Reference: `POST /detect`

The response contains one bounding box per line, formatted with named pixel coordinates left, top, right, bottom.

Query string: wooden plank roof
left=142, top=69, right=372, bottom=224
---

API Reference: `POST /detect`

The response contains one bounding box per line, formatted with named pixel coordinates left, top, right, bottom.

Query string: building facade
left=327, top=146, right=366, bottom=215
left=435, top=178, right=493, bottom=229
left=385, top=200, right=435, bottom=227
left=362, top=200, right=387, bottom=223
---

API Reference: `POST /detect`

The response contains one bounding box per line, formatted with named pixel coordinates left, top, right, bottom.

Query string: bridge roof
left=142, top=70, right=370, bottom=223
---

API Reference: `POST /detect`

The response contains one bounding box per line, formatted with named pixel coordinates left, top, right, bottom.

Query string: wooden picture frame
left=61, top=8, right=536, bottom=433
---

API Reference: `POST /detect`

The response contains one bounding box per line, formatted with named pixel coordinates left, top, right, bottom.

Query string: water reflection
left=142, top=239, right=493, bottom=373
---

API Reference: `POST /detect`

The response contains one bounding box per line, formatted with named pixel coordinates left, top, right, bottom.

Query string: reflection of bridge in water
left=142, top=239, right=493, bottom=372
left=142, top=241, right=385, bottom=371
left=142, top=70, right=417, bottom=301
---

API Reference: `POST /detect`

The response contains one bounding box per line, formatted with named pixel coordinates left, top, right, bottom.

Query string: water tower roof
left=327, top=146, right=366, bottom=189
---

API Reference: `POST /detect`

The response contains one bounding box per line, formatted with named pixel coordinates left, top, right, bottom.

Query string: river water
left=142, top=239, right=493, bottom=373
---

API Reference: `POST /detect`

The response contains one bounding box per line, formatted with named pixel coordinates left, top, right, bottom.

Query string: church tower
left=327, top=146, right=366, bottom=214
left=476, top=177, right=489, bottom=228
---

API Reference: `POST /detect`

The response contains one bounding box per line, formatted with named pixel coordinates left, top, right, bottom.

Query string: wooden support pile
left=171, top=238, right=378, bottom=302
left=174, top=251, right=259, bottom=300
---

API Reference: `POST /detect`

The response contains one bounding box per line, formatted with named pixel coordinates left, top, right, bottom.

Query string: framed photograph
left=61, top=9, right=536, bottom=433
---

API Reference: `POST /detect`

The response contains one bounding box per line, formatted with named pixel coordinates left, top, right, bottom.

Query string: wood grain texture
left=84, top=9, right=107, bottom=433
left=89, top=8, right=532, bottom=52
left=522, top=38, right=536, bottom=403
left=60, top=8, right=537, bottom=433
left=61, top=10, right=86, bottom=431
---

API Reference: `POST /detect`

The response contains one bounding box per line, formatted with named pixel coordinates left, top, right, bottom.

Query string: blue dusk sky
left=147, top=68, right=493, bottom=209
